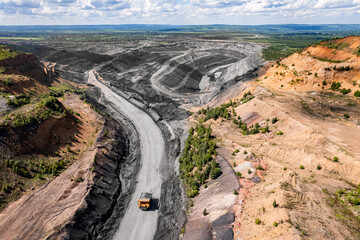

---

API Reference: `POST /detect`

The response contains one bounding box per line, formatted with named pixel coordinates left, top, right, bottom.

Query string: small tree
left=203, top=209, right=208, bottom=216
left=273, top=200, right=278, bottom=208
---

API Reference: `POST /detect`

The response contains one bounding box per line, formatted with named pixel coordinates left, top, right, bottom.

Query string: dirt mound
left=258, top=36, right=360, bottom=93
left=0, top=49, right=52, bottom=94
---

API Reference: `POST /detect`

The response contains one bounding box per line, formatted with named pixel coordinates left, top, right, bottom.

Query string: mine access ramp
left=138, top=192, right=152, bottom=211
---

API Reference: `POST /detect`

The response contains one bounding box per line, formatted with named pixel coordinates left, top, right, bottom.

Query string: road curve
left=87, top=70, right=165, bottom=240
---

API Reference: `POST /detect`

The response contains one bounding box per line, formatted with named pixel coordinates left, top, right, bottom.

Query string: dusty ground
left=178, top=37, right=360, bottom=240
left=0, top=95, right=104, bottom=239
left=198, top=78, right=360, bottom=239
left=258, top=36, right=360, bottom=93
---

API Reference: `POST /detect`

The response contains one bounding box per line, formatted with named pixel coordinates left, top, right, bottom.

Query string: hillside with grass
left=0, top=46, right=100, bottom=212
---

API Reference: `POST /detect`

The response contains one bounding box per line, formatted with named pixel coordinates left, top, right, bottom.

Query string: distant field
left=1, top=24, right=360, bottom=61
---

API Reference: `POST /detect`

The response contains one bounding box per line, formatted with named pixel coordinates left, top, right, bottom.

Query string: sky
left=0, top=0, right=360, bottom=25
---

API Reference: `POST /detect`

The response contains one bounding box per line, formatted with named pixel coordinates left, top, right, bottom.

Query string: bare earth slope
left=185, top=36, right=360, bottom=240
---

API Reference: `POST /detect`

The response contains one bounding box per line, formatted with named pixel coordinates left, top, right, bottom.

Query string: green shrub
left=300, top=165, right=305, bottom=169
left=203, top=208, right=208, bottom=216
left=4, top=78, right=14, bottom=86
left=233, top=162, right=237, bottom=167
left=333, top=156, right=339, bottom=162
left=317, top=165, right=322, bottom=170
left=277, top=131, right=283, bottom=135
left=6, top=93, right=31, bottom=108
left=255, top=218, right=261, bottom=225
left=330, top=82, right=341, bottom=91
left=340, top=88, right=351, bottom=95
left=344, top=114, right=350, bottom=119
left=272, top=117, right=279, bottom=124
left=233, top=189, right=239, bottom=195
left=38, top=96, right=61, bottom=111
left=273, top=221, right=278, bottom=227
left=283, top=167, right=287, bottom=171
left=74, top=176, right=84, bottom=182
left=210, top=166, right=222, bottom=179
left=273, top=200, right=278, bottom=208
left=354, top=90, right=360, bottom=97
left=236, top=171, right=242, bottom=177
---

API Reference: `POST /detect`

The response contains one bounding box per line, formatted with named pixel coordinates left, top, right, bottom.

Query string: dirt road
left=87, top=70, right=165, bottom=240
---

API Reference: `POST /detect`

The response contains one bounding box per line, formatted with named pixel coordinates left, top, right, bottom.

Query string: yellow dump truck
left=138, top=192, right=152, bottom=211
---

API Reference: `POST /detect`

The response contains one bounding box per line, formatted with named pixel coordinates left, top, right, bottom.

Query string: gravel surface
left=87, top=70, right=165, bottom=240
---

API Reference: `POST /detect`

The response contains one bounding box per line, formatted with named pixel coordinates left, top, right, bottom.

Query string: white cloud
left=0, top=0, right=359, bottom=24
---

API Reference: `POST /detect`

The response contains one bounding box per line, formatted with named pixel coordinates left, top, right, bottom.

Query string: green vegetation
left=354, top=90, right=360, bottom=97
left=203, top=208, right=208, bottom=216
left=273, top=200, right=278, bottom=208
left=0, top=45, right=20, bottom=61
left=74, top=176, right=84, bottom=182
left=255, top=218, right=261, bottom=225
left=247, top=34, right=333, bottom=61
left=321, top=41, right=349, bottom=50
left=3, top=78, right=14, bottom=86
left=330, top=82, right=342, bottom=91
left=233, top=119, right=270, bottom=135
left=273, top=221, right=278, bottom=227
left=312, top=56, right=347, bottom=63
left=333, top=156, right=339, bottom=162
left=179, top=124, right=221, bottom=198
left=3, top=97, right=66, bottom=128
left=340, top=88, right=351, bottom=95
left=271, top=117, right=279, bottom=124
left=323, top=186, right=360, bottom=238
left=2, top=157, right=69, bottom=184
left=6, top=93, right=31, bottom=108
left=344, top=114, right=350, bottom=119
left=337, top=186, right=360, bottom=207
left=199, top=101, right=234, bottom=122
left=233, top=189, right=239, bottom=195
left=334, top=66, right=352, bottom=71
left=300, top=165, right=305, bottom=169
left=48, top=84, right=84, bottom=97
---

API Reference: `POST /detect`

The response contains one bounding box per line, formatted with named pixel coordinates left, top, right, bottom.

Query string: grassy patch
left=323, top=186, right=360, bottom=238
left=0, top=45, right=20, bottom=61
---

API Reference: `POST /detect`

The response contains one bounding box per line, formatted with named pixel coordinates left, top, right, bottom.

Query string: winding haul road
left=87, top=70, right=165, bottom=240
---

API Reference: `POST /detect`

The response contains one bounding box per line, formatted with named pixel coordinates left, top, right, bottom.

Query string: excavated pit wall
left=48, top=88, right=141, bottom=240
left=22, top=40, right=265, bottom=239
